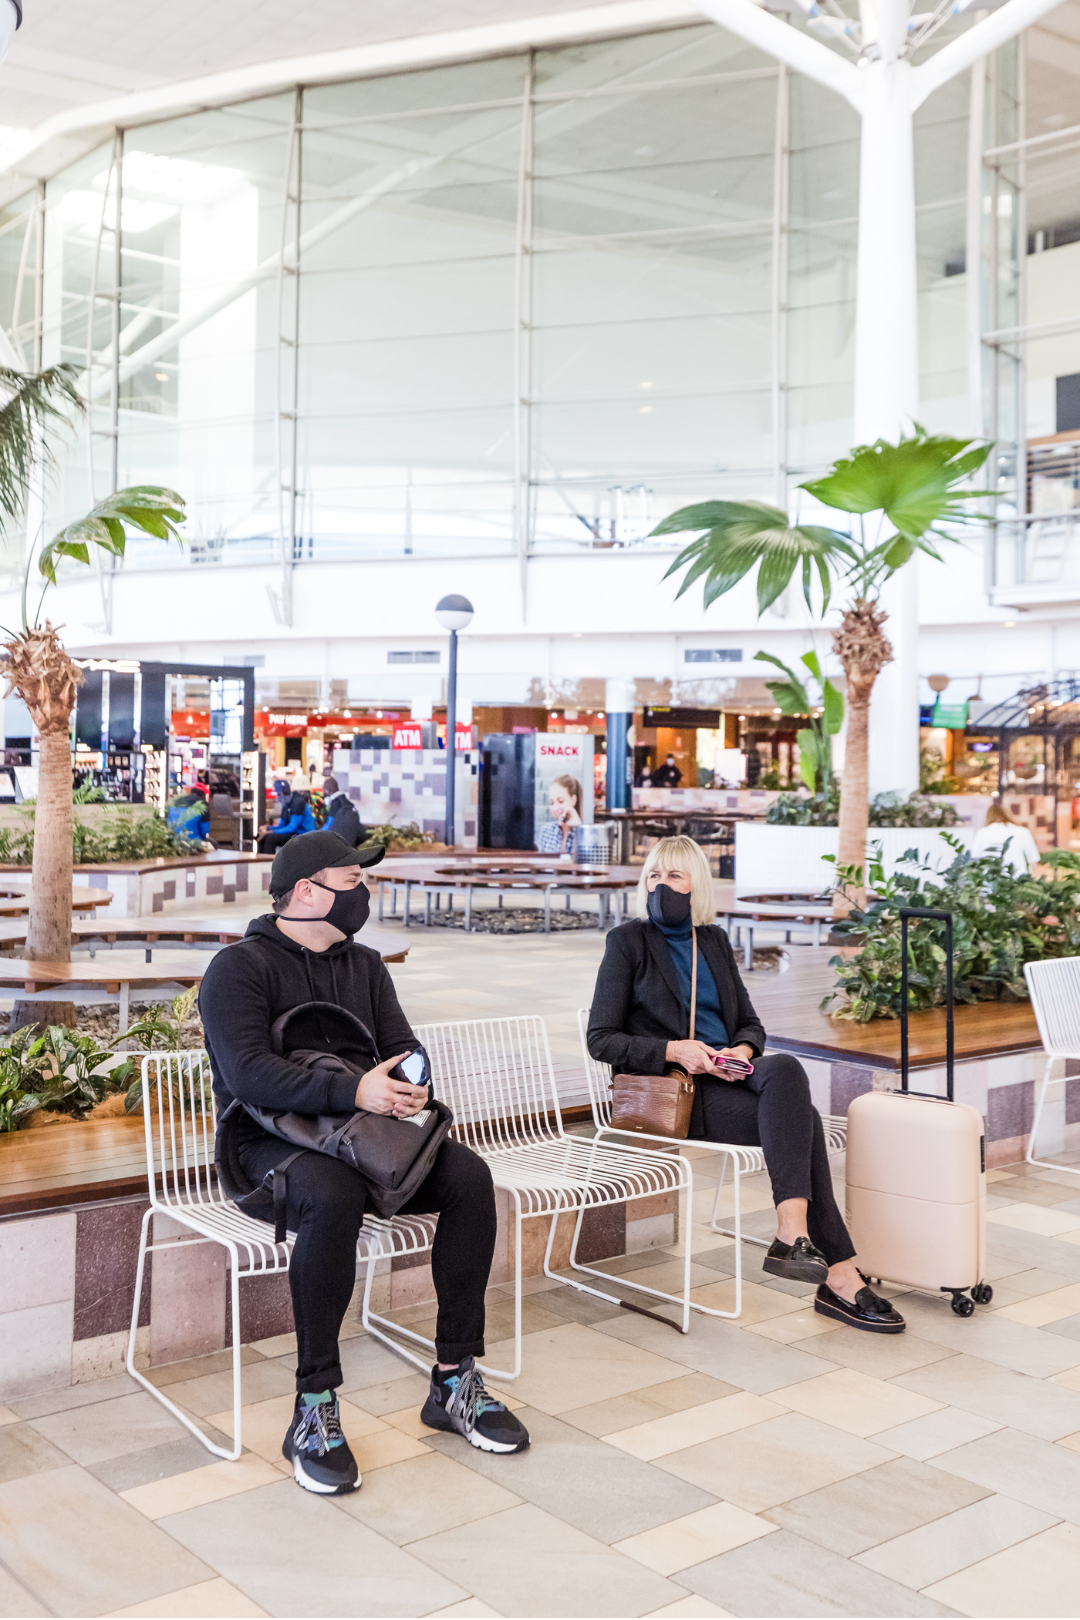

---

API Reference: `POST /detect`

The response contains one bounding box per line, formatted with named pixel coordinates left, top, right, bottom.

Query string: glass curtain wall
left=0, top=22, right=982, bottom=577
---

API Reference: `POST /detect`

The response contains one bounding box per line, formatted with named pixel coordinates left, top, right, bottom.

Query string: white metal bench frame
left=577, top=1008, right=848, bottom=1317
left=1023, top=958, right=1080, bottom=1177
left=360, top=1015, right=694, bottom=1378
left=125, top=1050, right=437, bottom=1460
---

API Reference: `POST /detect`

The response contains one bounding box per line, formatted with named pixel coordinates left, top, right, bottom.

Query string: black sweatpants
left=238, top=1131, right=498, bottom=1392
left=691, top=1051, right=855, bottom=1265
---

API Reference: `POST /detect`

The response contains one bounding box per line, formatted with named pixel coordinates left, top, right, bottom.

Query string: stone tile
left=933, top=1427, right=1080, bottom=1523
left=888, top=1295, right=1080, bottom=1376
left=334, top=1449, right=520, bottom=1543
left=0, top=1407, right=16, bottom=1425
left=765, top=1456, right=990, bottom=1557
left=615, top=1501, right=777, bottom=1575
left=425, top=1604, right=502, bottom=1620
left=335, top=1333, right=431, bottom=1390
left=120, top=1453, right=283, bottom=1518
left=856, top=1495, right=1058, bottom=1590
left=604, top=1392, right=786, bottom=1460
left=558, top=1374, right=741, bottom=1438
left=644, top=1600, right=734, bottom=1619
left=0, top=1464, right=213, bottom=1615
left=424, top=1405, right=715, bottom=1542
left=9, top=1371, right=139, bottom=1419
left=809, top=1330, right=958, bottom=1380
left=591, top=1310, right=842, bottom=1395
left=681, top=1528, right=957, bottom=1617
left=149, top=1221, right=227, bottom=1367
left=893, top=1353, right=1080, bottom=1440
left=90, top=1434, right=236, bottom=1493
left=655, top=1413, right=895, bottom=1513
left=0, top=1300, right=73, bottom=1400
left=1044, top=1312, right=1080, bottom=1341
left=103, top=1576, right=270, bottom=1617
left=0, top=1421, right=69, bottom=1483
left=343, top=1372, right=435, bottom=1416
left=163, top=1357, right=296, bottom=1418
left=686, top=1278, right=812, bottom=1324
left=923, top=1521, right=1080, bottom=1616
left=872, top=1409, right=1003, bottom=1461
left=0, top=1565, right=48, bottom=1619
left=0, top=1212, right=76, bottom=1314
left=1051, top=1362, right=1080, bottom=1391
left=159, top=1478, right=468, bottom=1617
left=74, top=1200, right=150, bottom=1341
left=994, top=1279, right=1080, bottom=1326
left=743, top=1311, right=842, bottom=1344
left=531, top=1286, right=624, bottom=1326
left=146, top=1345, right=265, bottom=1389
left=986, top=1202, right=1080, bottom=1236
left=769, top=1368, right=945, bottom=1438
left=29, top=1390, right=198, bottom=1465
left=351, top=1428, right=431, bottom=1471
left=205, top=1393, right=385, bottom=1463
left=489, top=1322, right=688, bottom=1415
left=410, top=1501, right=685, bottom=1617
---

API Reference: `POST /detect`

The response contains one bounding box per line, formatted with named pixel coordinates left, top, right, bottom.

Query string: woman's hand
left=355, top=1054, right=429, bottom=1117
left=666, top=1039, right=723, bottom=1075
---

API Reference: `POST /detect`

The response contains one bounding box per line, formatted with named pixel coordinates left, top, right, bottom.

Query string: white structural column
left=700, top=0, right=1063, bottom=797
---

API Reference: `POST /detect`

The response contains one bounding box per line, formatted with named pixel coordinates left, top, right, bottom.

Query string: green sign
left=931, top=698, right=969, bottom=730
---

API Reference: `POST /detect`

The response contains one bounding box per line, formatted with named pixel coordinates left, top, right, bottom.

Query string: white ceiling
left=1, top=0, right=637, bottom=126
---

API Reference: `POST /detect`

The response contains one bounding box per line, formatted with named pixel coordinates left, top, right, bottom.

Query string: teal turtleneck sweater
left=654, top=919, right=730, bottom=1048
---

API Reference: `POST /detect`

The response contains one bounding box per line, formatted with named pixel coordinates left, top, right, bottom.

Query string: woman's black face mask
left=280, top=878, right=370, bottom=936
left=647, top=882, right=693, bottom=928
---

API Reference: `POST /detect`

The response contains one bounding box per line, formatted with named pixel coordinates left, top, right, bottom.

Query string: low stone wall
left=0, top=1186, right=677, bottom=1402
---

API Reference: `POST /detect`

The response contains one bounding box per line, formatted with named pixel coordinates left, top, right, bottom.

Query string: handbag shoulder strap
left=689, top=929, right=698, bottom=1041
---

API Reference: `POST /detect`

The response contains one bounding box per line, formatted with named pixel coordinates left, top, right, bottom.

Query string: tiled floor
left=6, top=921, right=1080, bottom=1616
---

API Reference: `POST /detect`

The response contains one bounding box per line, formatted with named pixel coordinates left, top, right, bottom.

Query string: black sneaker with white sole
left=421, top=1357, right=530, bottom=1454
left=282, top=1392, right=360, bottom=1494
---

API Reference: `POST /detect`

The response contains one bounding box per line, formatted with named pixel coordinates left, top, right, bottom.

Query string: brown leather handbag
left=609, top=930, right=698, bottom=1139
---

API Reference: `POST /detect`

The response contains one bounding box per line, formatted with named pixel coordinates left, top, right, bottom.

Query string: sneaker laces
left=445, top=1362, right=503, bottom=1435
left=295, top=1398, right=344, bottom=1456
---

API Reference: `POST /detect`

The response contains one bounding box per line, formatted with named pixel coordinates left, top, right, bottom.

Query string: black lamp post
left=435, top=594, right=474, bottom=846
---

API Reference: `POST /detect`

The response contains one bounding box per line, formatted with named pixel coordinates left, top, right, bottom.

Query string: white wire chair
left=125, top=1050, right=436, bottom=1460
left=577, top=1008, right=848, bottom=1318
left=364, top=1014, right=693, bottom=1378
left=1023, top=958, right=1080, bottom=1177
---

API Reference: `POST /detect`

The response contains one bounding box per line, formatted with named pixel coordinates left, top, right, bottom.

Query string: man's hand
left=355, top=1053, right=429, bottom=1117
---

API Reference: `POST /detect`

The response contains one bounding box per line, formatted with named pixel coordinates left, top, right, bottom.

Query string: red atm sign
left=392, top=724, right=423, bottom=749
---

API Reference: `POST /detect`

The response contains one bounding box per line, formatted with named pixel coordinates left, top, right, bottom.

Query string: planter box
left=735, top=823, right=975, bottom=896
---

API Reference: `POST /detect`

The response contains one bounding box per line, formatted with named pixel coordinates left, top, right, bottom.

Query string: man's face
left=666, top=755, right=675, bottom=765
left=294, top=864, right=366, bottom=917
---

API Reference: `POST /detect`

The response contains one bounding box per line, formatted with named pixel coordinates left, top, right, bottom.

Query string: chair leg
left=1026, top=1056, right=1080, bottom=1174
left=360, top=1248, right=518, bottom=1382
left=125, top=1217, right=243, bottom=1462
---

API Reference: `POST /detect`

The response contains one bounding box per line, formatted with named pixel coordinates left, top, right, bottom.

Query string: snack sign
left=535, top=735, right=595, bottom=830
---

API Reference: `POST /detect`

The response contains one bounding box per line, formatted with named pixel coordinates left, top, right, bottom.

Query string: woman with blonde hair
left=973, top=801, right=1041, bottom=875
left=587, top=835, right=905, bottom=1335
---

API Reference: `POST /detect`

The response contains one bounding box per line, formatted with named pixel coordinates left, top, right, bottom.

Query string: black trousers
left=257, top=830, right=298, bottom=855
left=690, top=1051, right=855, bottom=1265
left=238, top=1132, right=498, bottom=1392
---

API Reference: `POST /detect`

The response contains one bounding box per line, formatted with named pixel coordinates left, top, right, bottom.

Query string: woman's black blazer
left=587, top=918, right=766, bottom=1076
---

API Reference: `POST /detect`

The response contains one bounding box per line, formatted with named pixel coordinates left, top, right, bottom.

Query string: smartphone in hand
left=713, top=1055, right=753, bottom=1081
left=393, top=1049, right=430, bottom=1087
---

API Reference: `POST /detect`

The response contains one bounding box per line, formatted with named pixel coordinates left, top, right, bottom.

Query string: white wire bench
left=1024, top=957, right=1080, bottom=1178
left=577, top=1008, right=848, bottom=1317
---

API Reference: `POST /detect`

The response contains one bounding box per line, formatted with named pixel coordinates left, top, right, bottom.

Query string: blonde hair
left=636, top=836, right=716, bottom=927
left=985, top=801, right=1016, bottom=827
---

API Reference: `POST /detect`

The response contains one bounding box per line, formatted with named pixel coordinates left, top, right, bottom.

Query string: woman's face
left=549, top=784, right=577, bottom=821
left=647, top=861, right=692, bottom=894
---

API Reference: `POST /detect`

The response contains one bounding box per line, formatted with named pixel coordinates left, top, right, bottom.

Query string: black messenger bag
left=214, top=1001, right=453, bottom=1234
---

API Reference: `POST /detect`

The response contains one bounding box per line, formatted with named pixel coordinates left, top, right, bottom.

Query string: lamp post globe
left=0, top=1, right=21, bottom=66
left=437, top=594, right=474, bottom=847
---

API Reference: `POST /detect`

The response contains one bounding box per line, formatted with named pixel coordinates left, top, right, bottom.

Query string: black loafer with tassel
left=814, top=1280, right=906, bottom=1333
left=763, top=1235, right=829, bottom=1284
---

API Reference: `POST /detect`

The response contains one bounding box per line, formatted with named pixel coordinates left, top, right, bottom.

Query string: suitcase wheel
left=971, top=1283, right=993, bottom=1306
left=951, top=1294, right=976, bottom=1317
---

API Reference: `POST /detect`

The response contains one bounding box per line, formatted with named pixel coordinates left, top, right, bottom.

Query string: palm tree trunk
left=832, top=600, right=893, bottom=919
left=5, top=624, right=81, bottom=1032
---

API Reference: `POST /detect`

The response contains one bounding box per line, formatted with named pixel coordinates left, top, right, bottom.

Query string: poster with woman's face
left=534, top=736, right=594, bottom=832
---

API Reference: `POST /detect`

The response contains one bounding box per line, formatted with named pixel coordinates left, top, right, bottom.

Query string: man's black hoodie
left=198, top=915, right=416, bottom=1117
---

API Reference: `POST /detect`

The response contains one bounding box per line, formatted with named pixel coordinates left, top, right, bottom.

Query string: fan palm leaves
left=0, top=364, right=81, bottom=523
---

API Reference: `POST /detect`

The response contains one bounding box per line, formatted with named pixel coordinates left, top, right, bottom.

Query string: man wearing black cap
left=199, top=829, right=529, bottom=1498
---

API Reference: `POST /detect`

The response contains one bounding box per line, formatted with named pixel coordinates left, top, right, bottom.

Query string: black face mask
left=280, top=879, right=370, bottom=936
left=647, top=883, right=693, bottom=928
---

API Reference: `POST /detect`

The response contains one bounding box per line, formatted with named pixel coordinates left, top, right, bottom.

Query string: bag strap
left=689, top=929, right=698, bottom=1041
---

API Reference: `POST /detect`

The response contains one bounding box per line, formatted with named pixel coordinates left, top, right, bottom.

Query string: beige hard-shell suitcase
left=844, top=907, right=991, bottom=1318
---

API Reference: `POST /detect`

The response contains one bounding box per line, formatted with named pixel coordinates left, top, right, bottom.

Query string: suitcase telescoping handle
left=899, top=906, right=954, bottom=1103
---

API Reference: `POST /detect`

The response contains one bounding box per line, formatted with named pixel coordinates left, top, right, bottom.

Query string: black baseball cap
left=269, top=829, right=385, bottom=895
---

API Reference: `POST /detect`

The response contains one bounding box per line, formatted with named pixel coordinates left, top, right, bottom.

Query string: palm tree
left=657, top=427, right=991, bottom=909
left=0, top=364, right=185, bottom=1028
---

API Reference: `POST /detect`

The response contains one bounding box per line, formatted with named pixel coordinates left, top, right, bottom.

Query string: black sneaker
left=814, top=1281, right=906, bottom=1334
left=421, top=1357, right=530, bottom=1454
left=282, top=1392, right=360, bottom=1494
left=763, top=1235, right=829, bottom=1284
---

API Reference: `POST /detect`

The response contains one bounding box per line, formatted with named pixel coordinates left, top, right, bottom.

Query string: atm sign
left=392, top=724, right=423, bottom=750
